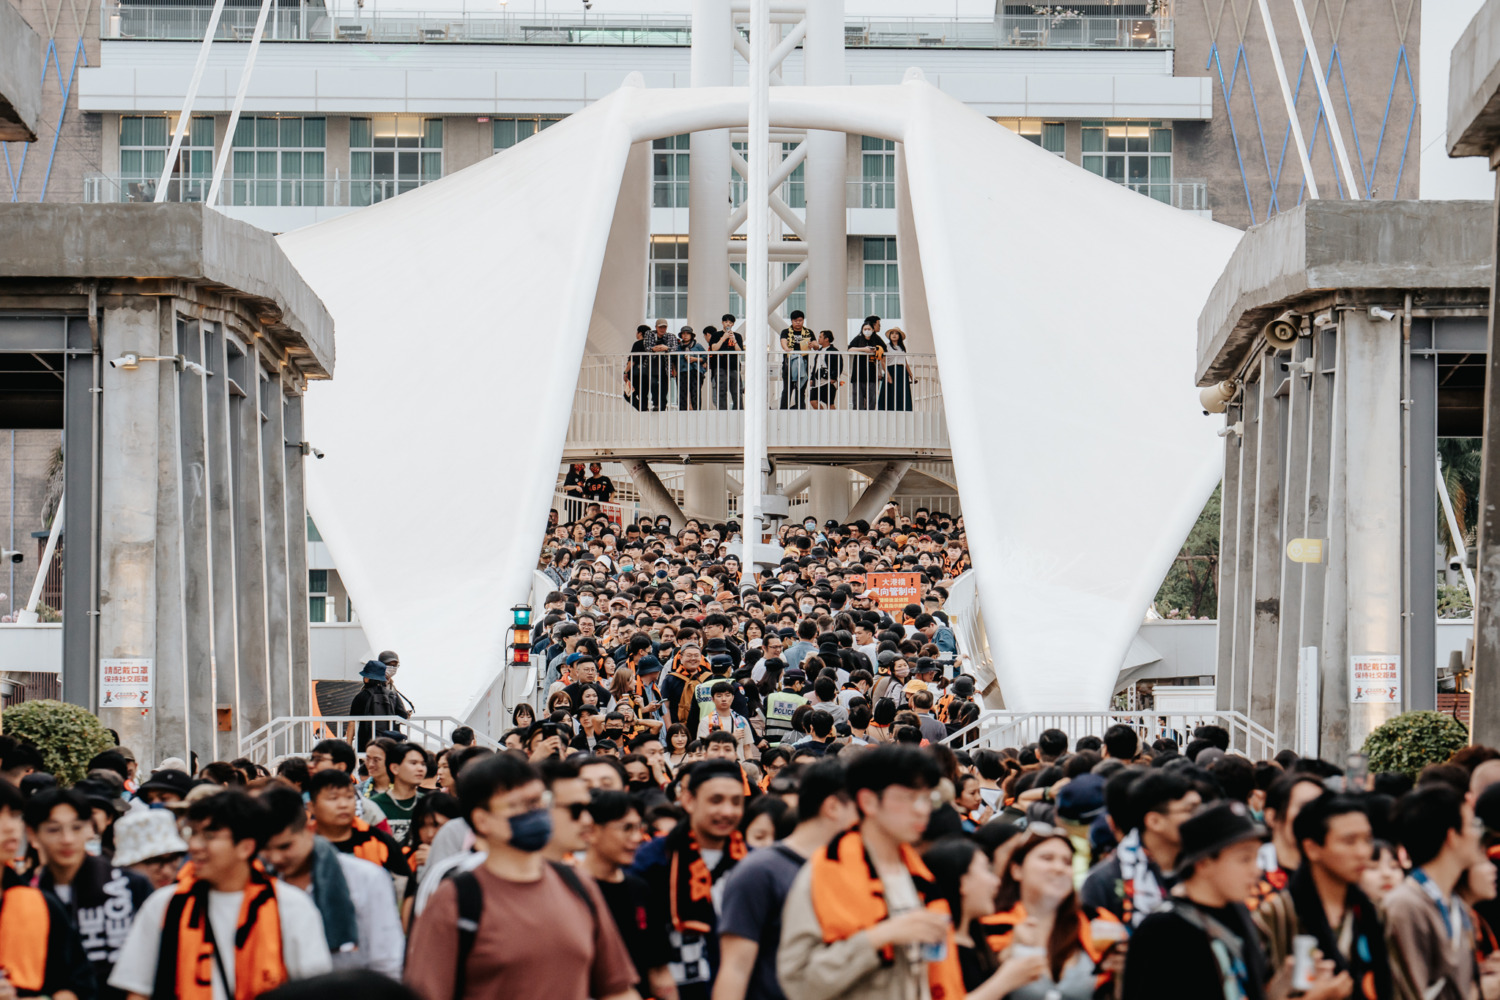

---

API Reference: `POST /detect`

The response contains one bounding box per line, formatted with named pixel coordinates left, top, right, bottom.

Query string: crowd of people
left=623, top=313, right=915, bottom=413
left=4, top=498, right=1500, bottom=1000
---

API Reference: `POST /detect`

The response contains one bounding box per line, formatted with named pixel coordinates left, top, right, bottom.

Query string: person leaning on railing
left=674, top=325, right=707, bottom=411
left=706, top=313, right=743, bottom=410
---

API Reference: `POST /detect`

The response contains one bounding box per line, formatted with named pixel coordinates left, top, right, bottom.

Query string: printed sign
left=863, top=572, right=924, bottom=612
left=100, top=657, right=153, bottom=708
left=1287, top=538, right=1324, bottom=564
left=1349, top=655, right=1400, bottom=704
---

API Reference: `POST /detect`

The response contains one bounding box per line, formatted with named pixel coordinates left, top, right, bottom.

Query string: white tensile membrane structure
left=277, top=75, right=1242, bottom=720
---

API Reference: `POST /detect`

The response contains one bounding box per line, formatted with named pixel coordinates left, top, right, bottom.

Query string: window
left=493, top=115, right=566, bottom=150
left=730, top=142, right=804, bottom=209
left=350, top=116, right=443, bottom=206
left=859, top=237, right=899, bottom=319
left=994, top=118, right=1065, bottom=155
left=309, top=569, right=329, bottom=623
left=860, top=136, right=895, bottom=209
left=230, top=116, right=325, bottom=207
left=119, top=115, right=213, bottom=202
left=650, top=236, right=689, bottom=326
left=1082, top=120, right=1172, bottom=203
left=307, top=516, right=322, bottom=542
left=653, top=134, right=689, bottom=208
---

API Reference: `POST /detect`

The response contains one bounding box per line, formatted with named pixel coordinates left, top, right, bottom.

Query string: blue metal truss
left=3, top=33, right=87, bottom=202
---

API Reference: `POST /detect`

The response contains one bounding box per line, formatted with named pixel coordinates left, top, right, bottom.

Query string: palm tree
left=1438, top=438, right=1482, bottom=555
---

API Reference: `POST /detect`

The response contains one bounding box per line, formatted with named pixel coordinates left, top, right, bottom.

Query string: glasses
left=561, top=802, right=591, bottom=821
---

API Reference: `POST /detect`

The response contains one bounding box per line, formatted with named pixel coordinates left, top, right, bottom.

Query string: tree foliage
left=1361, top=710, right=1470, bottom=779
left=1, top=699, right=115, bottom=785
left=1153, top=485, right=1220, bottom=619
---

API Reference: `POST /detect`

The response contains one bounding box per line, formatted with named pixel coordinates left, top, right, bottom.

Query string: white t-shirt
left=110, top=881, right=332, bottom=1000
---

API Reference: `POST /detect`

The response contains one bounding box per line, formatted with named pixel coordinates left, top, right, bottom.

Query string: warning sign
left=862, top=572, right=925, bottom=612
left=100, top=658, right=153, bottom=708
left=1349, top=655, right=1400, bottom=704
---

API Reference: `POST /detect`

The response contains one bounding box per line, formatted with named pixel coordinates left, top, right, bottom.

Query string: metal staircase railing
left=240, top=714, right=498, bottom=765
left=943, top=708, right=1279, bottom=759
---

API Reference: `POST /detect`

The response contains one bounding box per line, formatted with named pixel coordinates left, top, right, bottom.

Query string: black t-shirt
left=1123, top=902, right=1267, bottom=1000
left=706, top=330, right=742, bottom=373
left=563, top=680, right=613, bottom=712
left=583, top=476, right=615, bottom=502
left=848, top=332, right=885, bottom=383
left=596, top=873, right=671, bottom=987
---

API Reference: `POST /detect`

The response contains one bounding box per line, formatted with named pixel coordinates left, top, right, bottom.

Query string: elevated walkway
left=562, top=350, right=949, bottom=461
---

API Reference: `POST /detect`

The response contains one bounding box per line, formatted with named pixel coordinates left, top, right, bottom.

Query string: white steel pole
left=1289, top=0, right=1362, bottom=199
left=207, top=0, right=276, bottom=207
left=1254, top=0, right=1318, bottom=200
left=741, top=0, right=770, bottom=574
left=154, top=0, right=229, bottom=202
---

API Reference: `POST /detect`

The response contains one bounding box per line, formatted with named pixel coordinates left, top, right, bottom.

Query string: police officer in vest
left=692, top=655, right=735, bottom=734
left=764, top=668, right=809, bottom=746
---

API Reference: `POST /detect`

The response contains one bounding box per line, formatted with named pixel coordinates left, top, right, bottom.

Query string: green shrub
left=1361, top=710, right=1470, bottom=779
left=2, top=699, right=115, bottom=785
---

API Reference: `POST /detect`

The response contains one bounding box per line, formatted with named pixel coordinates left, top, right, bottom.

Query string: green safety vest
left=765, top=690, right=807, bottom=723
left=695, top=679, right=725, bottom=706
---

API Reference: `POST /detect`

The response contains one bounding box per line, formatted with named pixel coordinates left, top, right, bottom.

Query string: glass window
left=650, top=236, right=689, bottom=326
left=309, top=569, right=329, bottom=623
left=350, top=116, right=444, bottom=206
left=860, top=136, right=895, bottom=209
left=118, top=115, right=214, bottom=203
left=229, top=116, right=326, bottom=207
left=860, top=237, right=899, bottom=319
left=993, top=118, right=1065, bottom=155
left=653, top=134, right=689, bottom=208
left=1081, top=120, right=1173, bottom=204
left=492, top=115, right=566, bottom=150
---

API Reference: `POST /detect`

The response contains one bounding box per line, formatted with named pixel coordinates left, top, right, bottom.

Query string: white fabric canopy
left=278, top=78, right=1240, bottom=719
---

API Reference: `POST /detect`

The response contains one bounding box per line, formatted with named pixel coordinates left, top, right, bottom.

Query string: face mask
left=506, top=807, right=552, bottom=853
left=580, top=595, right=595, bottom=607
left=628, top=780, right=656, bottom=794
left=384, top=663, right=400, bottom=679
left=605, top=728, right=624, bottom=739
left=800, top=602, right=814, bottom=614
left=804, top=522, right=816, bottom=532
left=656, top=570, right=669, bottom=579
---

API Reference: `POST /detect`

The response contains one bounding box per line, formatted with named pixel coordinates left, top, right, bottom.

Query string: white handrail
left=239, top=713, right=496, bottom=764
left=944, top=709, right=1279, bottom=760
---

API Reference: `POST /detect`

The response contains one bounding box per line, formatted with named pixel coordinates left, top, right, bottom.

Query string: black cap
left=1477, top=783, right=1500, bottom=836
left=1170, top=800, right=1264, bottom=878
left=137, top=768, right=195, bottom=800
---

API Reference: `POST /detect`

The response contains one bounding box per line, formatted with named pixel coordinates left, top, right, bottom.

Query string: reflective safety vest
left=764, top=691, right=807, bottom=742
left=695, top=679, right=725, bottom=706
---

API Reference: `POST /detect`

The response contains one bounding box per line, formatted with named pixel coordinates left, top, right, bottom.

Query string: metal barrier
left=240, top=714, right=497, bottom=765
left=943, top=709, right=1279, bottom=760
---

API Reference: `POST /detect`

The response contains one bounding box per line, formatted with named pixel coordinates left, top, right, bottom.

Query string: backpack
left=449, top=861, right=597, bottom=1000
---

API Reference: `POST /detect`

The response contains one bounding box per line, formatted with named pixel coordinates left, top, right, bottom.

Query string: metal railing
left=568, top=349, right=946, bottom=454
left=943, top=709, right=1279, bottom=760
left=1122, top=178, right=1208, bottom=211
left=84, top=172, right=422, bottom=208
left=240, top=714, right=497, bottom=765
left=101, top=7, right=1173, bottom=48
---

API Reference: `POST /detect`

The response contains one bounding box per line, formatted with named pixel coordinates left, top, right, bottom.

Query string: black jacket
left=350, top=680, right=403, bottom=747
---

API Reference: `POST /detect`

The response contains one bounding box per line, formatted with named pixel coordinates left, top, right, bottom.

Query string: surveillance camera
left=1263, top=310, right=1300, bottom=349
left=1449, top=554, right=1465, bottom=571
left=313, top=448, right=325, bottom=460
left=180, top=359, right=209, bottom=376
left=1368, top=305, right=1398, bottom=322
left=110, top=353, right=140, bottom=370
left=1311, top=309, right=1335, bottom=329
left=0, top=550, right=22, bottom=565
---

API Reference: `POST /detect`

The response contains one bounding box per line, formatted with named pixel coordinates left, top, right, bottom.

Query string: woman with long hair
left=665, top=724, right=692, bottom=770
left=878, top=327, right=913, bottom=411
left=978, top=827, right=1112, bottom=999
left=923, top=837, right=1050, bottom=996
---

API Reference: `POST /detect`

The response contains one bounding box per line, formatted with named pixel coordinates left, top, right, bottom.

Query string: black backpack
left=449, top=861, right=597, bottom=1000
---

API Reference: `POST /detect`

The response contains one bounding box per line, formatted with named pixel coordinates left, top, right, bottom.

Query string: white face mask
left=580, top=594, right=595, bottom=608
left=799, top=602, right=815, bottom=615
left=384, top=663, right=400, bottom=679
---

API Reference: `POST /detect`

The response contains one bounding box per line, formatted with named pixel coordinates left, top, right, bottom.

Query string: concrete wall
left=0, top=0, right=41, bottom=141
left=4, top=0, right=100, bottom=200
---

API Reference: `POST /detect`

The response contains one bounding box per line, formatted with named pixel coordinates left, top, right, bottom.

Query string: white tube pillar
left=847, top=461, right=913, bottom=524
left=802, top=0, right=848, bottom=339
left=684, top=463, right=730, bottom=522
left=741, top=0, right=770, bottom=570
left=807, top=466, right=852, bottom=524
left=689, top=0, right=733, bottom=324
left=1343, top=312, right=1404, bottom=747
left=622, top=459, right=688, bottom=529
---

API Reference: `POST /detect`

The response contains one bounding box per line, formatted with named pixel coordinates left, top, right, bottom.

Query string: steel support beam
left=846, top=461, right=912, bottom=524
left=623, top=458, right=688, bottom=529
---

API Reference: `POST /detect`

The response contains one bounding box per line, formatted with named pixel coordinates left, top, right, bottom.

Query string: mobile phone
left=1345, top=753, right=1369, bottom=790
left=541, top=722, right=559, bottom=739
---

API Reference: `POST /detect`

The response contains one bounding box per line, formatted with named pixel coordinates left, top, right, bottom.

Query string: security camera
left=179, top=358, right=209, bottom=376
left=582, top=0, right=591, bottom=7
left=1311, top=309, right=1336, bottom=329
left=1449, top=554, right=1466, bottom=572
left=110, top=353, right=140, bottom=370
left=1, top=549, right=22, bottom=564
left=1369, top=305, right=1398, bottom=322
left=1263, top=310, right=1300, bottom=349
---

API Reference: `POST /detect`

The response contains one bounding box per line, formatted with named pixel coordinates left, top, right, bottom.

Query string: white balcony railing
left=100, top=7, right=1173, bottom=49
left=567, top=349, right=947, bottom=456
left=83, top=173, right=422, bottom=208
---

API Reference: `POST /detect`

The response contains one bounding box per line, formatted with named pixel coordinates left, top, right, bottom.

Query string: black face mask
left=628, top=780, right=656, bottom=794
left=605, top=728, right=625, bottom=739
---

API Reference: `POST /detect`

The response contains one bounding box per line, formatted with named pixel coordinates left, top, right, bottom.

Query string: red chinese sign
left=862, top=572, right=924, bottom=611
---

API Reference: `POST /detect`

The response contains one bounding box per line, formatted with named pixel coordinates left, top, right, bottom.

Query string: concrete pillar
left=684, top=463, right=729, bottom=522
left=260, top=373, right=293, bottom=748
left=1343, top=311, right=1405, bottom=747
left=1408, top=334, right=1439, bottom=712
left=847, top=461, right=912, bottom=523
left=1320, top=328, right=1352, bottom=761
left=1275, top=336, right=1314, bottom=746
left=1216, top=400, right=1242, bottom=712
left=61, top=314, right=94, bottom=707
left=1299, top=330, right=1335, bottom=747
left=284, top=393, right=311, bottom=723
left=1247, top=353, right=1284, bottom=735
left=203, top=324, right=242, bottom=761
left=153, top=307, right=191, bottom=766
left=622, top=458, right=687, bottom=529
left=231, top=342, right=271, bottom=741
left=688, top=0, right=732, bottom=325
left=1477, top=172, right=1500, bottom=747
left=175, top=318, right=218, bottom=768
left=1229, top=377, right=1260, bottom=719
left=96, top=299, right=163, bottom=764
left=807, top=465, right=851, bottom=524
left=802, top=0, right=847, bottom=340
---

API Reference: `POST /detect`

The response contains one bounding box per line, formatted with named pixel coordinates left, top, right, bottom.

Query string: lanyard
left=1412, top=869, right=1464, bottom=942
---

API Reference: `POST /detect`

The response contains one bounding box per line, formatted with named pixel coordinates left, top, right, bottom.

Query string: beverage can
left=1292, top=934, right=1317, bottom=991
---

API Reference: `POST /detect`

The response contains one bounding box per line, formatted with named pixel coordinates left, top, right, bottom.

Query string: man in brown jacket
left=1385, top=784, right=1494, bottom=1000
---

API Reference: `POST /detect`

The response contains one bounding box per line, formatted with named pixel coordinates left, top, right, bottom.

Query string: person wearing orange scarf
left=107, top=790, right=332, bottom=1000
left=628, top=759, right=748, bottom=1000
left=778, top=744, right=965, bottom=1000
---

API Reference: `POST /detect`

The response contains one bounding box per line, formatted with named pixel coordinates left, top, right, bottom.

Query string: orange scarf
left=154, top=870, right=286, bottom=1000
left=809, top=829, right=966, bottom=1000
left=667, top=825, right=748, bottom=933
left=977, top=902, right=1111, bottom=987
left=0, top=884, right=50, bottom=991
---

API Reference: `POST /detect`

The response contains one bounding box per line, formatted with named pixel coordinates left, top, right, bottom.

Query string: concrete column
left=284, top=393, right=311, bottom=723
left=1408, top=337, right=1439, bottom=711
left=96, top=299, right=162, bottom=763
left=61, top=314, right=94, bottom=707
left=684, top=463, right=729, bottom=522
left=688, top=0, right=732, bottom=324
left=203, top=324, right=241, bottom=761
left=1247, top=353, right=1285, bottom=735
left=1216, top=400, right=1243, bottom=712
left=802, top=0, right=847, bottom=340
left=1320, top=328, right=1352, bottom=761
left=1477, top=172, right=1500, bottom=746
left=622, top=458, right=687, bottom=528
left=1275, top=337, right=1314, bottom=745
left=1298, top=330, right=1336, bottom=754
left=175, top=318, right=218, bottom=768
left=1344, top=311, right=1405, bottom=747
left=847, top=461, right=912, bottom=524
left=154, top=306, right=190, bottom=765
left=231, top=341, right=271, bottom=740
left=1229, top=377, right=1260, bottom=718
left=260, top=374, right=293, bottom=743
left=807, top=466, right=851, bottom=524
